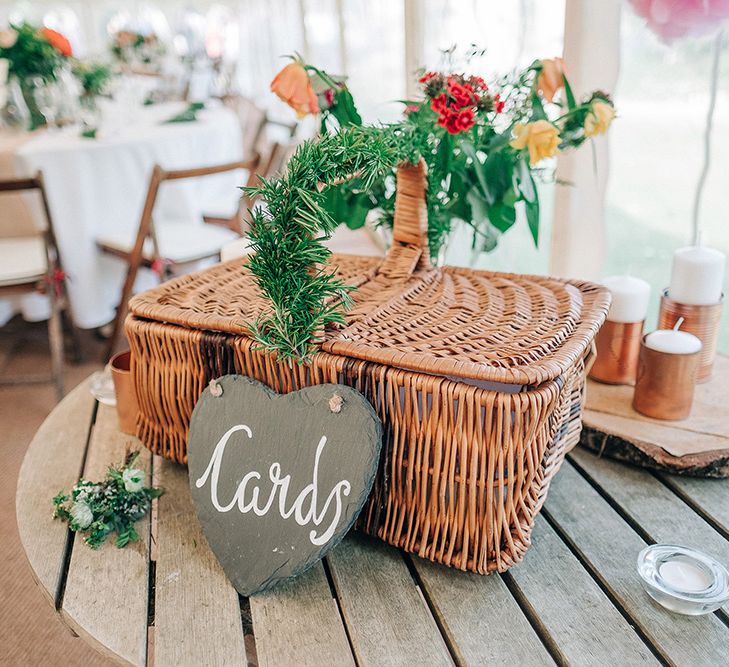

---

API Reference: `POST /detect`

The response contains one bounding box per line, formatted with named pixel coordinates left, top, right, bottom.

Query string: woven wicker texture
left=126, top=159, right=610, bottom=574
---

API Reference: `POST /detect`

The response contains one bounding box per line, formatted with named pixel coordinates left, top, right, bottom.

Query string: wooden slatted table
left=16, top=377, right=729, bottom=666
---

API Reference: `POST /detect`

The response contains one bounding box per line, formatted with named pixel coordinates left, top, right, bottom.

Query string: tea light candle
left=669, top=246, right=725, bottom=306
left=644, top=328, right=702, bottom=355
left=602, top=275, right=651, bottom=323
left=660, top=559, right=712, bottom=592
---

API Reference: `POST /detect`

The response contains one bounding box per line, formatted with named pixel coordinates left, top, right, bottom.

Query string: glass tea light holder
left=632, top=321, right=702, bottom=421
left=590, top=275, right=651, bottom=385
left=637, top=545, right=729, bottom=616
left=660, top=245, right=725, bottom=383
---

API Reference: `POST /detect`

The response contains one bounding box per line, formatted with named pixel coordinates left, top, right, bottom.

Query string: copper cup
left=658, top=289, right=723, bottom=383
left=589, top=319, right=644, bottom=385
left=632, top=337, right=700, bottom=421
left=110, top=350, right=139, bottom=435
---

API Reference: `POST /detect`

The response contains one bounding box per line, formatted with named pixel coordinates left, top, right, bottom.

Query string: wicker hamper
left=126, top=161, right=610, bottom=574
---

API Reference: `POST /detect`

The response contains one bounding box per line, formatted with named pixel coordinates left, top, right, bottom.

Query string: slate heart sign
left=188, top=375, right=382, bottom=596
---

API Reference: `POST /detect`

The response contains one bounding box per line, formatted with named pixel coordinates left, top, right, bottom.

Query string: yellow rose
left=510, top=120, right=561, bottom=165
left=537, top=57, right=565, bottom=103
left=584, top=101, right=615, bottom=137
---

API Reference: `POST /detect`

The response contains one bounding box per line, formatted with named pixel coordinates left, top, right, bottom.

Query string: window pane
left=605, top=11, right=729, bottom=352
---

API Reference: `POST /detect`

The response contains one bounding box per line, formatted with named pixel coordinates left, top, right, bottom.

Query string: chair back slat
left=0, top=176, right=42, bottom=193
left=162, top=155, right=259, bottom=182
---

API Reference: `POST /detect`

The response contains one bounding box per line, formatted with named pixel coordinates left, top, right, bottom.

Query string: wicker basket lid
left=128, top=161, right=610, bottom=386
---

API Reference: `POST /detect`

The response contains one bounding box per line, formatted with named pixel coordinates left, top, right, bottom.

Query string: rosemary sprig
left=243, top=125, right=416, bottom=363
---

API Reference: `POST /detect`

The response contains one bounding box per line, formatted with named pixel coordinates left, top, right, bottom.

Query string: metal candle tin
left=658, top=290, right=723, bottom=383
left=589, top=320, right=644, bottom=385
left=632, top=336, right=701, bottom=421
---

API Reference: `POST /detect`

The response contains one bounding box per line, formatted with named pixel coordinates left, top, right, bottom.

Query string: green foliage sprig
left=243, top=125, right=416, bottom=362
left=52, top=451, right=163, bottom=549
left=72, top=59, right=113, bottom=98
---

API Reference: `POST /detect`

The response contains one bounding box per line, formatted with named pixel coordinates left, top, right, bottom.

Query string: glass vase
left=0, top=75, right=31, bottom=131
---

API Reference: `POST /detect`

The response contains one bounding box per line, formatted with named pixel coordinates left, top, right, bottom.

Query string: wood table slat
left=656, top=473, right=729, bottom=539
left=545, top=461, right=729, bottom=667
left=250, top=562, right=355, bottom=667
left=411, top=553, right=554, bottom=666
left=61, top=404, right=151, bottom=667
left=15, top=378, right=95, bottom=606
left=153, top=456, right=248, bottom=667
left=326, top=534, right=452, bottom=666
left=571, top=447, right=729, bottom=564
left=508, top=514, right=658, bottom=666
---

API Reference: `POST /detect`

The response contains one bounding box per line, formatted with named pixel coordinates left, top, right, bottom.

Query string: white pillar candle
left=644, top=329, right=702, bottom=355
left=602, top=275, right=651, bottom=323
left=660, top=560, right=712, bottom=592
left=668, top=246, right=725, bottom=305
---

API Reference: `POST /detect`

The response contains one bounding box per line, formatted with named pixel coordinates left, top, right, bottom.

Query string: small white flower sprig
left=52, top=451, right=163, bottom=549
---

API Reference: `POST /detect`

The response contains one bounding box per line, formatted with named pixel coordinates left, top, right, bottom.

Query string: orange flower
left=270, top=62, right=319, bottom=118
left=537, top=57, right=565, bottom=103
left=40, top=27, right=72, bottom=57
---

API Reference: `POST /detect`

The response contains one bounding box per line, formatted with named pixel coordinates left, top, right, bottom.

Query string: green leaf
left=436, top=134, right=451, bottom=176
left=466, top=189, right=489, bottom=224
left=487, top=197, right=517, bottom=233
left=344, top=195, right=371, bottom=230
left=525, top=198, right=540, bottom=247
left=332, top=89, right=362, bottom=127
left=530, top=90, right=547, bottom=121
left=515, top=156, right=536, bottom=203
left=563, top=74, right=576, bottom=110
left=461, top=141, right=493, bottom=205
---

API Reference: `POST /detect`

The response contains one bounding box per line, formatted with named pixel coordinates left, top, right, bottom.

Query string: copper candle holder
left=110, top=350, right=140, bottom=435
left=658, top=290, right=723, bottom=383
left=589, top=320, right=644, bottom=385
left=632, top=337, right=701, bottom=421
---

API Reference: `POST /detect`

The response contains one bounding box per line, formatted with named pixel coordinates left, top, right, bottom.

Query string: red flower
left=40, top=28, right=72, bottom=57
left=446, top=78, right=478, bottom=108
left=324, top=88, right=335, bottom=106
left=469, top=75, right=488, bottom=91
left=430, top=94, right=447, bottom=113
left=437, top=107, right=476, bottom=135
left=404, top=104, right=419, bottom=115
left=419, top=71, right=437, bottom=84
left=494, top=94, right=505, bottom=113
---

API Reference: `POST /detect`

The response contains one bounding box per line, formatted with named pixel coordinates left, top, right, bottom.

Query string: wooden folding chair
left=97, top=156, right=259, bottom=359
left=0, top=172, right=76, bottom=400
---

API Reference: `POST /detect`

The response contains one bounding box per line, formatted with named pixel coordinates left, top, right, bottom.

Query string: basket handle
left=378, top=159, right=432, bottom=278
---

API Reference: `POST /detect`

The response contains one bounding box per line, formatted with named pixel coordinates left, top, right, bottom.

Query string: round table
left=16, top=376, right=729, bottom=666
left=1, top=101, right=242, bottom=329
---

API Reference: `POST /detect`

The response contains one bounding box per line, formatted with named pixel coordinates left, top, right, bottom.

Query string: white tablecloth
left=1, top=101, right=243, bottom=328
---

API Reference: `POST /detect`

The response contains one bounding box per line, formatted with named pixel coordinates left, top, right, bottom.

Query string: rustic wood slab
left=582, top=355, right=729, bottom=477
left=15, top=375, right=729, bottom=666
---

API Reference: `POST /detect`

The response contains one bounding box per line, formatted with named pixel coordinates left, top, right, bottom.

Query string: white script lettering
left=195, top=425, right=351, bottom=546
